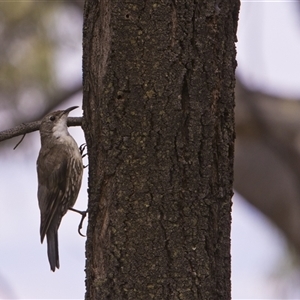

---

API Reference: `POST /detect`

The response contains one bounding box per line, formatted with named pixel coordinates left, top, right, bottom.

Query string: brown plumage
left=37, top=106, right=83, bottom=271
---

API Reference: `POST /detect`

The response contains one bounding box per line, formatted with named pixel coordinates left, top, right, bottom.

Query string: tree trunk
left=82, top=1, right=239, bottom=299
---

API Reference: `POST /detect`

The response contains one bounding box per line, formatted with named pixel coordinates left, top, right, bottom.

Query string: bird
left=36, top=106, right=83, bottom=271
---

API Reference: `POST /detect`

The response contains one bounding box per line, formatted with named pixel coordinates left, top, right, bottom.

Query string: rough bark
left=82, top=1, right=239, bottom=299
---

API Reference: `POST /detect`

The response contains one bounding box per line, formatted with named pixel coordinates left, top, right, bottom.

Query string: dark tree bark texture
left=82, top=1, right=239, bottom=299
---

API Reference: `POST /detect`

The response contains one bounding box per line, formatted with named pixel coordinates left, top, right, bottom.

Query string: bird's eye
left=49, top=116, right=56, bottom=121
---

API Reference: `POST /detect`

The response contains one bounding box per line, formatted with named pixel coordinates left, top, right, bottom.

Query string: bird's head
left=39, top=106, right=78, bottom=142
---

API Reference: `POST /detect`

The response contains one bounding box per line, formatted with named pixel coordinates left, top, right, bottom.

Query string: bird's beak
left=63, top=106, right=79, bottom=115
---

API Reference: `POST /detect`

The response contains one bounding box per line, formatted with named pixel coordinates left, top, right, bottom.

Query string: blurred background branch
left=235, top=80, right=300, bottom=254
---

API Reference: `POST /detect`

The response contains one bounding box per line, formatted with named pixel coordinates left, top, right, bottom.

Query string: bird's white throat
left=52, top=116, right=69, bottom=139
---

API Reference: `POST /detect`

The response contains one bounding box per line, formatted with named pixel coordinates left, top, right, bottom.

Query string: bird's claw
left=77, top=210, right=87, bottom=237
left=79, top=143, right=87, bottom=156
left=69, top=207, right=88, bottom=237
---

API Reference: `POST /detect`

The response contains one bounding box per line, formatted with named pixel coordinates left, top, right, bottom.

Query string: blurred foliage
left=0, top=2, right=82, bottom=127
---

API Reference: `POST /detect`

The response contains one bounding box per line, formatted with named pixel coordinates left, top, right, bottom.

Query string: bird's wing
left=37, top=146, right=69, bottom=243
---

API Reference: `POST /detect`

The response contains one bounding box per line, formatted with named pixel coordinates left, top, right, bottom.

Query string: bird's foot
left=69, top=207, right=88, bottom=237
left=79, top=143, right=87, bottom=157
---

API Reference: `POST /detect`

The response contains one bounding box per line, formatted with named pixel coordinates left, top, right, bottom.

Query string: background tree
left=82, top=0, right=239, bottom=298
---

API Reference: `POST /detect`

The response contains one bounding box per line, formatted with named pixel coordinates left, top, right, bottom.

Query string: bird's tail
left=46, top=229, right=60, bottom=272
